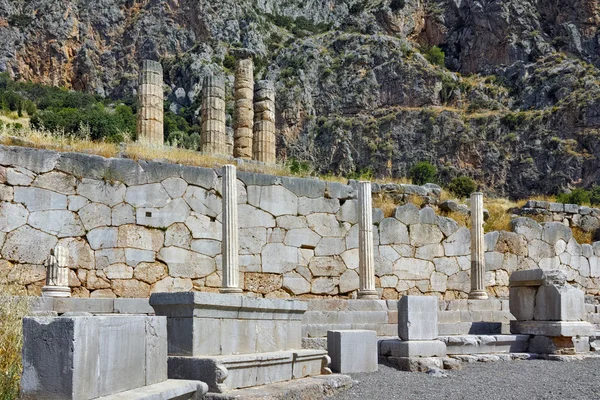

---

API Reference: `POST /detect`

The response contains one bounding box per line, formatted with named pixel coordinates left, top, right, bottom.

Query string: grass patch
left=373, top=192, right=397, bottom=218
left=573, top=227, right=593, bottom=244
left=0, top=287, right=30, bottom=400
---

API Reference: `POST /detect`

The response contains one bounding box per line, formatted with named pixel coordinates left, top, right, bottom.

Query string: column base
left=357, top=290, right=379, bottom=299
left=220, top=287, right=243, bottom=294
left=41, top=286, right=71, bottom=298
left=468, top=290, right=488, bottom=300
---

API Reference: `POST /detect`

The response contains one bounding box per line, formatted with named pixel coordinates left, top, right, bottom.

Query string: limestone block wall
left=518, top=200, right=600, bottom=233
left=1, top=145, right=599, bottom=299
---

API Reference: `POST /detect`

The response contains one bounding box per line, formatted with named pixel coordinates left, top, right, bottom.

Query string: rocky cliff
left=1, top=0, right=599, bottom=198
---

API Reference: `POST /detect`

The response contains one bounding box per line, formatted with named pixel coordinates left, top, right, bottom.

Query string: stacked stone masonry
left=136, top=60, right=164, bottom=145
left=233, top=59, right=254, bottom=159
left=201, top=76, right=228, bottom=155
left=518, top=200, right=600, bottom=233
left=253, top=81, right=276, bottom=163
left=2, top=145, right=600, bottom=299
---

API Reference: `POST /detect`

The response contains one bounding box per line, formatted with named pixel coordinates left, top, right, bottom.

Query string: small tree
left=448, top=176, right=477, bottom=198
left=590, top=185, right=600, bottom=206
left=409, top=161, right=437, bottom=185
left=425, top=46, right=445, bottom=67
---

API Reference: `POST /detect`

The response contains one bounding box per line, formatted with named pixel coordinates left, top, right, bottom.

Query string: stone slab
left=53, top=298, right=115, bottom=314
left=379, top=339, right=447, bottom=357
left=511, top=320, right=595, bottom=337
left=439, top=335, right=530, bottom=355
left=398, top=296, right=438, bottom=340
left=21, top=315, right=168, bottom=400
left=327, top=330, right=378, bottom=374
left=168, top=350, right=328, bottom=392
left=509, top=269, right=566, bottom=287
left=203, top=374, right=353, bottom=400
left=114, top=298, right=155, bottom=314
left=384, top=356, right=443, bottom=372
left=96, top=379, right=207, bottom=400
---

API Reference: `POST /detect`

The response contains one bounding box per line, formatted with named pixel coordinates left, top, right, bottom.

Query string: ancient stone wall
left=518, top=200, right=600, bottom=233
left=1, top=145, right=599, bottom=299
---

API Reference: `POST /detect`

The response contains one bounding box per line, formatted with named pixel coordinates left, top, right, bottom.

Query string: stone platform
left=96, top=380, right=207, bottom=400
left=439, top=334, right=530, bottom=355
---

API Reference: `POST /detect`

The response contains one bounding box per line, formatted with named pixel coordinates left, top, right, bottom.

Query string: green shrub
left=590, top=185, right=600, bottom=206
left=557, top=188, right=591, bottom=205
left=425, top=46, right=445, bottom=67
left=448, top=176, right=477, bottom=198
left=223, top=54, right=236, bottom=70
left=409, top=161, right=437, bottom=185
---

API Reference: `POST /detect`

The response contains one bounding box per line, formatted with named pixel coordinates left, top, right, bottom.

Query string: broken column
left=233, top=59, right=254, bottom=159
left=252, top=80, right=276, bottom=163
left=469, top=192, right=488, bottom=299
left=358, top=181, right=378, bottom=299
left=220, top=165, right=242, bottom=294
left=41, top=245, right=70, bottom=298
left=379, top=296, right=448, bottom=371
left=136, top=60, right=164, bottom=145
left=509, top=269, right=594, bottom=354
left=201, top=75, right=227, bottom=155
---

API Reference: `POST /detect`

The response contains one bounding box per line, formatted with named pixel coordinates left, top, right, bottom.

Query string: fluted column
left=136, top=60, right=164, bottom=145
left=469, top=192, right=488, bottom=299
left=234, top=59, right=254, bottom=159
left=221, top=165, right=242, bottom=293
left=201, top=75, right=227, bottom=155
left=358, top=181, right=378, bottom=299
left=252, top=81, right=276, bottom=163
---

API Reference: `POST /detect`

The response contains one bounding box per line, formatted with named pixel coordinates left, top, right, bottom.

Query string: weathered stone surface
left=2, top=226, right=57, bottom=264
left=111, top=203, right=135, bottom=226
left=528, top=239, right=554, bottom=262
left=259, top=186, right=298, bottom=216
left=311, top=277, right=339, bottom=294
left=87, top=227, right=118, bottom=250
left=67, top=195, right=89, bottom=212
left=309, top=256, right=346, bottom=277
left=394, top=204, right=420, bottom=225
left=326, top=182, right=354, bottom=200
left=336, top=200, right=358, bottom=224
left=245, top=273, right=282, bottom=294
left=437, top=217, right=460, bottom=238
left=238, top=227, right=267, bottom=255
left=29, top=210, right=85, bottom=237
left=161, top=177, right=188, bottom=198
left=7, top=263, right=46, bottom=285
left=340, top=248, right=359, bottom=270
left=328, top=330, right=378, bottom=373
left=185, top=214, right=221, bottom=240
left=314, top=237, right=346, bottom=256
left=151, top=277, right=193, bottom=293
left=180, top=166, right=217, bottom=190
left=284, top=228, right=321, bottom=249
left=14, top=187, right=67, bottom=211
left=541, top=222, right=573, bottom=244
left=379, top=218, right=409, bottom=245
left=191, top=239, right=221, bottom=257
left=1, top=146, right=60, bottom=173
left=442, top=227, right=470, bottom=256
left=116, top=225, right=164, bottom=251
left=158, top=247, right=215, bottom=278
left=164, top=223, right=192, bottom=249
left=7, top=167, right=35, bottom=186
left=283, top=271, right=311, bottom=295
left=112, top=279, right=151, bottom=298
left=339, top=269, right=360, bottom=293
left=276, top=215, right=307, bottom=230
left=95, top=248, right=125, bottom=270
left=0, top=185, right=13, bottom=201
left=0, top=202, right=28, bottom=232
left=136, top=198, right=190, bottom=228
left=262, top=243, right=299, bottom=274
left=32, top=172, right=76, bottom=195
left=411, top=224, right=444, bottom=247
left=281, top=177, right=326, bottom=198
left=393, top=258, right=434, bottom=280
left=183, top=186, right=221, bottom=217
left=134, top=262, right=167, bottom=284
left=398, top=295, right=438, bottom=341
left=238, top=204, right=276, bottom=228
left=105, top=264, right=134, bottom=279
left=307, top=213, right=350, bottom=237
left=511, top=218, right=543, bottom=240
left=298, top=197, right=339, bottom=215
left=125, top=248, right=155, bottom=266
left=415, top=244, right=444, bottom=261
left=76, top=178, right=126, bottom=207
left=79, top=202, right=112, bottom=230
left=58, top=238, right=95, bottom=270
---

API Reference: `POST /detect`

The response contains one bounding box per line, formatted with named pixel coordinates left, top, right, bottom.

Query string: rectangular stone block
left=114, top=298, right=154, bottom=314
left=53, top=298, right=114, bottom=314
left=379, top=339, right=447, bottom=357
left=21, top=315, right=167, bottom=400
left=510, top=320, right=595, bottom=337
left=534, top=285, right=585, bottom=321
left=509, top=286, right=536, bottom=321
left=398, top=296, right=438, bottom=340
left=439, top=334, right=529, bottom=355
left=327, top=330, right=378, bottom=373
left=509, top=269, right=566, bottom=287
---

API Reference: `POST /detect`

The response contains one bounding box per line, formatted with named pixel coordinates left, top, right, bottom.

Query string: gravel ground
left=329, top=358, right=600, bottom=400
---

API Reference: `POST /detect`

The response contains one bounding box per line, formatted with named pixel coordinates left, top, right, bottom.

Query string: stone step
left=168, top=349, right=329, bottom=392
left=438, top=321, right=510, bottom=336
left=439, top=335, right=530, bottom=355
left=96, top=379, right=207, bottom=400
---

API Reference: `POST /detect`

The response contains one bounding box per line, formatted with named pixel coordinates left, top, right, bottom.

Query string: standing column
left=234, top=59, right=254, bottom=159
left=136, top=60, right=164, bottom=145
left=252, top=81, right=276, bottom=163
left=220, top=165, right=242, bottom=293
left=358, top=181, right=378, bottom=299
left=201, top=75, right=227, bottom=155
left=469, top=192, right=488, bottom=299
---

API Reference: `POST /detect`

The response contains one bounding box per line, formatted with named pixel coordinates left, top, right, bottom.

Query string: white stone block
left=379, top=339, right=446, bottom=357
left=327, top=330, right=378, bottom=373
left=398, top=295, right=438, bottom=340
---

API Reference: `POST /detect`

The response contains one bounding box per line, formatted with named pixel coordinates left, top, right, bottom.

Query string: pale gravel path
left=330, top=358, right=600, bottom=400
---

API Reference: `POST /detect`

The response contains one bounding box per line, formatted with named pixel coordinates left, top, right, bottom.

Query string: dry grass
left=0, top=287, right=30, bottom=400
left=373, top=192, right=398, bottom=217
left=444, top=210, right=471, bottom=228
left=573, top=227, right=593, bottom=244
left=484, top=198, right=520, bottom=233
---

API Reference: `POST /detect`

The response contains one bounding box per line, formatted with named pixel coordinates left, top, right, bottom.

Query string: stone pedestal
left=252, top=81, right=276, bottom=163
left=233, top=59, right=254, bottom=159
left=509, top=269, right=593, bottom=354
left=469, top=192, right=487, bottom=299
left=137, top=60, right=164, bottom=145
left=220, top=165, right=242, bottom=294
left=327, top=330, right=378, bottom=373
left=201, top=75, right=227, bottom=155
left=357, top=181, right=378, bottom=299
left=150, top=293, right=330, bottom=392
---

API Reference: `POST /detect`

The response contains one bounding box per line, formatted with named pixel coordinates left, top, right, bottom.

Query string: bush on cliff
left=409, top=161, right=437, bottom=185
left=448, top=176, right=477, bottom=198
